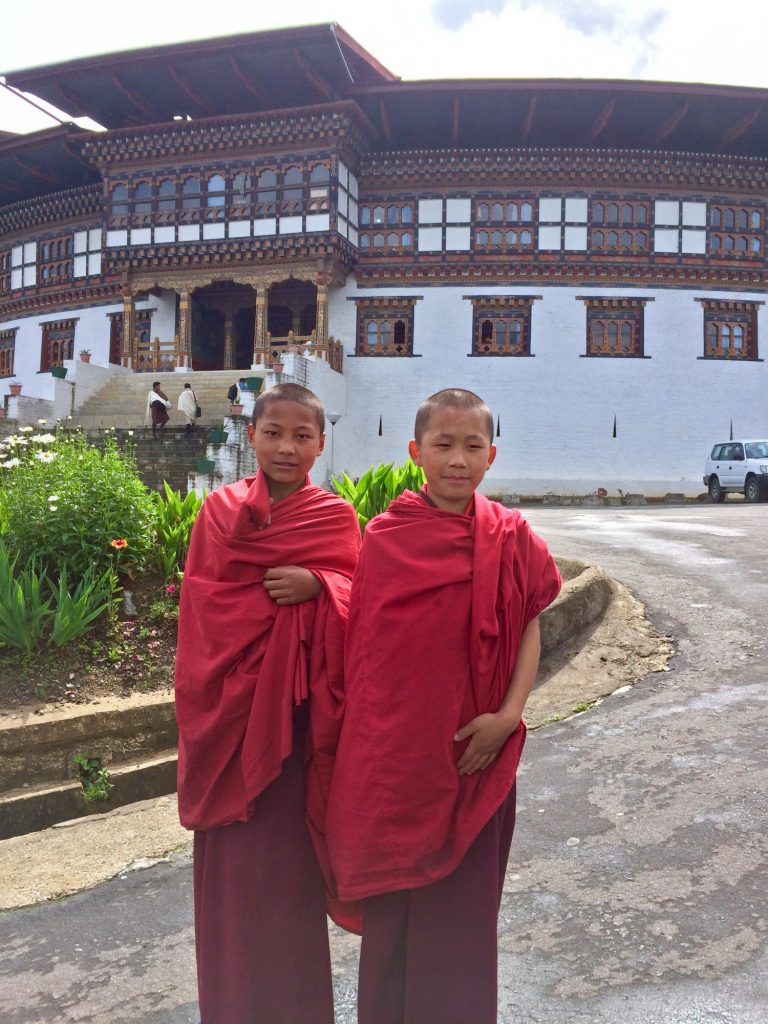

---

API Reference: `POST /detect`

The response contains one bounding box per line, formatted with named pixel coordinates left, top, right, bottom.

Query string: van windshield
left=745, top=442, right=768, bottom=459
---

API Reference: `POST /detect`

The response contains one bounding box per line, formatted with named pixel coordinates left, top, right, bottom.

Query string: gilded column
left=315, top=283, right=329, bottom=350
left=121, top=289, right=135, bottom=369
left=177, top=289, right=192, bottom=369
left=252, top=285, right=267, bottom=366
left=223, top=309, right=235, bottom=370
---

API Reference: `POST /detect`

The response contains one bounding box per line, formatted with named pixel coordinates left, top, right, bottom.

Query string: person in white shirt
left=177, top=382, right=199, bottom=433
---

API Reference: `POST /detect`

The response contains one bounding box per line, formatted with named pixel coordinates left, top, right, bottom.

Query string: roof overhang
left=0, top=124, right=99, bottom=206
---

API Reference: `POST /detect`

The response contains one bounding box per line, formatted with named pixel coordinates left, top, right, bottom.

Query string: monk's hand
left=454, top=713, right=519, bottom=776
left=263, top=566, right=322, bottom=605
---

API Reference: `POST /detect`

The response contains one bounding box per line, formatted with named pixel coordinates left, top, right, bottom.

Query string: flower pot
left=209, top=428, right=229, bottom=444
left=9, top=383, right=22, bottom=396
left=51, top=365, right=68, bottom=379
left=230, top=403, right=244, bottom=416
left=242, top=376, right=264, bottom=393
left=197, top=458, right=216, bottom=474
left=79, top=352, right=91, bottom=363
left=271, top=363, right=285, bottom=373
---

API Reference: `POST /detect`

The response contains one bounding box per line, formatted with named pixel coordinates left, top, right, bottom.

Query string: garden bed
left=0, top=572, right=177, bottom=711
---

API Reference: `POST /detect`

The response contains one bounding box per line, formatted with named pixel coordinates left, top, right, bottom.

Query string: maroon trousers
left=193, top=714, right=334, bottom=1024
left=357, top=785, right=517, bottom=1024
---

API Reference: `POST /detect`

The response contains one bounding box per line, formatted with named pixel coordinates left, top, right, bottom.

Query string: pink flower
left=165, top=584, right=178, bottom=596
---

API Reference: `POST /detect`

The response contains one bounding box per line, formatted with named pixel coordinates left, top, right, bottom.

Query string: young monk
left=175, top=382, right=361, bottom=1024
left=324, top=388, right=562, bottom=1024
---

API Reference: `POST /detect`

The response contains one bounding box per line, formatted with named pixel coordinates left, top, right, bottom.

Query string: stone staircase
left=72, top=369, right=248, bottom=430
left=89, top=426, right=211, bottom=493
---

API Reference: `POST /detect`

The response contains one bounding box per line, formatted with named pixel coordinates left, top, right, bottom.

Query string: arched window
left=751, top=211, right=761, bottom=229
left=705, top=322, right=718, bottom=354
left=620, top=323, right=632, bottom=352
left=373, top=206, right=385, bottom=225
left=751, top=238, right=761, bottom=253
left=621, top=204, right=633, bottom=225
left=606, top=204, right=618, bottom=224
left=477, top=231, right=488, bottom=245
left=379, top=321, right=392, bottom=350
left=506, top=230, right=517, bottom=245
left=134, top=181, right=151, bottom=214
left=723, top=209, right=735, bottom=228
left=207, top=174, right=226, bottom=206
left=737, top=236, right=747, bottom=252
left=158, top=178, right=175, bottom=211
left=607, top=322, right=618, bottom=350
left=737, top=209, right=748, bottom=230
left=607, top=231, right=618, bottom=247
left=520, top=230, right=532, bottom=245
left=182, top=176, right=201, bottom=209
left=491, top=231, right=502, bottom=246
left=359, top=234, right=370, bottom=248
left=711, top=234, right=721, bottom=250
left=621, top=231, right=632, bottom=247
left=110, top=184, right=129, bottom=216
left=360, top=207, right=371, bottom=226
left=506, top=203, right=518, bottom=221
left=724, top=235, right=735, bottom=251
left=257, top=170, right=277, bottom=212
left=387, top=205, right=399, bottom=225
left=282, top=166, right=302, bottom=208
left=481, top=319, right=494, bottom=343
left=594, top=203, right=604, bottom=223
left=310, top=163, right=329, bottom=183
left=636, top=205, right=648, bottom=224
left=401, top=232, right=413, bottom=247
left=722, top=324, right=731, bottom=348
left=477, top=203, right=489, bottom=222
left=637, top=232, right=647, bottom=248
left=367, top=321, right=378, bottom=349
left=495, top=322, right=508, bottom=347
left=594, top=231, right=604, bottom=246
left=491, top=203, right=504, bottom=223
left=711, top=208, right=722, bottom=227
left=401, top=205, right=413, bottom=224
left=373, top=233, right=385, bottom=247
left=733, top=325, right=744, bottom=350
left=509, top=321, right=521, bottom=348
left=387, top=233, right=398, bottom=247
left=594, top=322, right=605, bottom=350
left=393, top=320, right=406, bottom=350
left=520, top=202, right=533, bottom=222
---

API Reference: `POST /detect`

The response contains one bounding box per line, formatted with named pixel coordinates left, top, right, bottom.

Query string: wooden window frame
left=578, top=297, right=653, bottom=358
left=709, top=205, right=763, bottom=258
left=351, top=297, right=421, bottom=357
left=40, top=318, right=78, bottom=371
left=591, top=200, right=650, bottom=252
left=696, top=299, right=762, bottom=360
left=464, top=295, right=540, bottom=356
left=473, top=200, right=535, bottom=251
left=0, top=327, right=17, bottom=377
left=39, top=234, right=74, bottom=288
left=358, top=203, right=414, bottom=251
left=0, top=251, right=10, bottom=296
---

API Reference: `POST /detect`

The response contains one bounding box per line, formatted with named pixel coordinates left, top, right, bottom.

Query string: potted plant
left=270, top=360, right=285, bottom=373
left=197, top=458, right=216, bottom=474
left=9, top=382, right=22, bottom=396
left=230, top=402, right=245, bottom=416
left=79, top=349, right=91, bottom=363
left=51, top=364, right=68, bottom=379
left=209, top=425, right=229, bottom=444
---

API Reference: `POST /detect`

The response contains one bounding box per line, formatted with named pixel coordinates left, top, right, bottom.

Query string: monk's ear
left=408, top=439, right=422, bottom=465
left=487, top=444, right=497, bottom=468
left=247, top=423, right=257, bottom=449
left=317, top=433, right=325, bottom=455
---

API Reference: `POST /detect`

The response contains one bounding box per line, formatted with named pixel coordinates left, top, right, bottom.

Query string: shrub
left=333, top=460, right=426, bottom=531
left=0, top=428, right=155, bottom=581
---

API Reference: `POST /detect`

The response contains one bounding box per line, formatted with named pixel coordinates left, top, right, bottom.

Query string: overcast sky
left=2, top=0, right=768, bottom=134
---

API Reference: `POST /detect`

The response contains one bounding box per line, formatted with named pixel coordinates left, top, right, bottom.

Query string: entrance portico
left=119, top=260, right=342, bottom=373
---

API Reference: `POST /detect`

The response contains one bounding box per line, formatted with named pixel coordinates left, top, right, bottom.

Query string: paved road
left=0, top=505, right=766, bottom=1024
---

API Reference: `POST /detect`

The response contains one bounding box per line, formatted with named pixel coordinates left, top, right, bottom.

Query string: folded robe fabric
left=323, top=488, right=562, bottom=907
left=175, top=471, right=361, bottom=832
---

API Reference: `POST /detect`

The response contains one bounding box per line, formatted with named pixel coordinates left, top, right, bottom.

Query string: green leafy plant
left=0, top=429, right=155, bottom=582
left=333, top=460, right=426, bottom=531
left=0, top=545, right=53, bottom=651
left=49, top=565, right=118, bottom=647
left=152, top=482, right=203, bottom=583
left=74, top=754, right=114, bottom=802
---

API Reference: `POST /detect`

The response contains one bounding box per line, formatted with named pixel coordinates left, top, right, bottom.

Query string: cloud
left=432, top=0, right=511, bottom=30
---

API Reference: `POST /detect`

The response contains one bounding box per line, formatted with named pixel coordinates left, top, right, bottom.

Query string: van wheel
left=745, top=475, right=761, bottom=503
left=708, top=476, right=725, bottom=502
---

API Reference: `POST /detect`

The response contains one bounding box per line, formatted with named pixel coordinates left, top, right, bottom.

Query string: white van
left=704, top=440, right=768, bottom=502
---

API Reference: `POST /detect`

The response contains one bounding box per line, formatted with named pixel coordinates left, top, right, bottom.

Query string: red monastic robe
left=323, top=489, right=561, bottom=913
left=175, top=471, right=361, bottom=832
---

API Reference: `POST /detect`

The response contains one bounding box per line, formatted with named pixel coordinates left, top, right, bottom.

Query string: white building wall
left=328, top=283, right=768, bottom=496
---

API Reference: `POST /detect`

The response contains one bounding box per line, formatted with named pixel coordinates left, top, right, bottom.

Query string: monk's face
left=248, top=399, right=325, bottom=501
left=408, top=406, right=496, bottom=515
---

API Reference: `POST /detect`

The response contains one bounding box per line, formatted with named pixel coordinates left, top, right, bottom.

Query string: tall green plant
left=333, top=460, right=425, bottom=531
left=0, top=546, right=52, bottom=651
left=152, top=482, right=204, bottom=583
left=49, top=565, right=118, bottom=647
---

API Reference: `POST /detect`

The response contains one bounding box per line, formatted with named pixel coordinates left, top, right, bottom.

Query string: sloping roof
left=348, top=78, right=768, bottom=158
left=4, top=24, right=397, bottom=130
left=0, top=124, right=99, bottom=206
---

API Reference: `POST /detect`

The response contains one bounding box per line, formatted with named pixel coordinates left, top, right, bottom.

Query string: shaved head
left=414, top=389, right=493, bottom=443
left=251, top=382, right=325, bottom=433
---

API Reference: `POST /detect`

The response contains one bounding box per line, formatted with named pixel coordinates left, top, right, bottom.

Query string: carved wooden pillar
left=253, top=286, right=267, bottom=365
left=177, top=289, right=192, bottom=369
left=223, top=309, right=235, bottom=370
left=315, top=283, right=329, bottom=349
left=121, top=290, right=135, bottom=369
